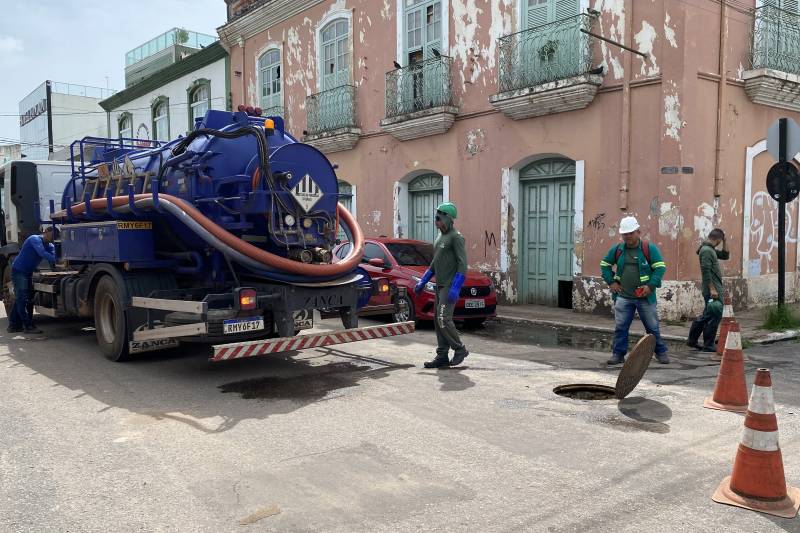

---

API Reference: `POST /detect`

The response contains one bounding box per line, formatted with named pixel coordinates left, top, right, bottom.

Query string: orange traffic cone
left=712, top=368, right=800, bottom=518
left=716, top=296, right=734, bottom=358
left=703, top=322, right=748, bottom=413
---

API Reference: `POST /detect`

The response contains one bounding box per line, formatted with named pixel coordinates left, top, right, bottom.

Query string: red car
left=334, top=238, right=497, bottom=326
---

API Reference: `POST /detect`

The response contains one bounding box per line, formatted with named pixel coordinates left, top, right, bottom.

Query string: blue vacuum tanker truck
left=0, top=110, right=413, bottom=361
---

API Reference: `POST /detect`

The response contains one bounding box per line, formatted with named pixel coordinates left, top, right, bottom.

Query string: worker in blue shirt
left=8, top=226, right=57, bottom=333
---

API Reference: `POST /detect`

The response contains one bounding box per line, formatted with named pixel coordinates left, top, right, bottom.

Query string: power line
left=0, top=97, right=227, bottom=118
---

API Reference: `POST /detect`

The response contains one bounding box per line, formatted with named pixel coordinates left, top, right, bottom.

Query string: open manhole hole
left=553, top=335, right=657, bottom=401
left=553, top=384, right=616, bottom=400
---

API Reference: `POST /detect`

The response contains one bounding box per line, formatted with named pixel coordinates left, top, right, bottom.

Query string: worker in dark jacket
left=414, top=202, right=469, bottom=368
left=687, top=228, right=729, bottom=351
left=8, top=226, right=56, bottom=333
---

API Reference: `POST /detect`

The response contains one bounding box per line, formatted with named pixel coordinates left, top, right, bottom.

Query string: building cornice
left=100, top=42, right=227, bottom=111
left=217, top=0, right=328, bottom=49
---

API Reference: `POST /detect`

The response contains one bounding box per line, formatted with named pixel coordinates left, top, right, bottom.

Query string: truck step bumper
left=211, top=321, right=415, bottom=362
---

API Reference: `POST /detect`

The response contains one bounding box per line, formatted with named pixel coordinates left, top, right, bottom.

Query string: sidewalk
left=494, top=304, right=798, bottom=345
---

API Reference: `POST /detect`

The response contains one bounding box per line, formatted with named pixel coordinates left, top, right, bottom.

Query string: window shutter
left=526, top=0, right=550, bottom=29
left=554, top=0, right=579, bottom=20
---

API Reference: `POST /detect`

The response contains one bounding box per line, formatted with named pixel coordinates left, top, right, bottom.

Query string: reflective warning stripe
left=748, top=385, right=776, bottom=415
left=639, top=276, right=650, bottom=282
left=211, top=321, right=415, bottom=362
left=613, top=276, right=621, bottom=281
left=724, top=330, right=742, bottom=351
left=741, top=427, right=779, bottom=452
left=600, top=261, right=612, bottom=267
left=651, top=261, right=666, bottom=269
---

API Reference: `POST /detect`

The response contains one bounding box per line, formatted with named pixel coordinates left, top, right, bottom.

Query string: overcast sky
left=0, top=0, right=227, bottom=146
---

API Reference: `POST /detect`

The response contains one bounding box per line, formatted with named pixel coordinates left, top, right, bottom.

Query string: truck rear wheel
left=2, top=264, right=13, bottom=318
left=94, top=276, right=130, bottom=362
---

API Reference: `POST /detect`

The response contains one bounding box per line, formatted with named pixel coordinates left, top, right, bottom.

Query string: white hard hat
left=619, top=216, right=640, bottom=234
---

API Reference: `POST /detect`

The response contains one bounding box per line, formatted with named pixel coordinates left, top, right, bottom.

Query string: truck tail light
left=239, top=288, right=257, bottom=310
left=377, top=279, right=390, bottom=293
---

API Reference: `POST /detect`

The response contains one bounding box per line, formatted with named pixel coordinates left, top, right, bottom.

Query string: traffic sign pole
left=779, top=118, right=787, bottom=308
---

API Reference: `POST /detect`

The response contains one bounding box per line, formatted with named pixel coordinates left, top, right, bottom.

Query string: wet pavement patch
left=219, top=360, right=413, bottom=401
left=553, top=384, right=616, bottom=400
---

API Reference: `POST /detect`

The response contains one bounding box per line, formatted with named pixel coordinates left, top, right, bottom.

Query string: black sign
left=19, top=99, right=47, bottom=127
left=766, top=161, right=800, bottom=203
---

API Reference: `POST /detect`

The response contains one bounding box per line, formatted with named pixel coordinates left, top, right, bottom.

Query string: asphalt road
left=1, top=314, right=799, bottom=533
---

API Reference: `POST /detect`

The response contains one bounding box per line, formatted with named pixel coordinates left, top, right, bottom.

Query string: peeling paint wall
left=222, top=0, right=800, bottom=318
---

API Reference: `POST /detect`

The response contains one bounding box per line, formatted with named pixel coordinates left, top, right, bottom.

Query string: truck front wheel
left=93, top=276, right=130, bottom=362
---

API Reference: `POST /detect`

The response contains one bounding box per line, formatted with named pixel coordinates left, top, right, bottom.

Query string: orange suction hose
left=52, top=195, right=364, bottom=277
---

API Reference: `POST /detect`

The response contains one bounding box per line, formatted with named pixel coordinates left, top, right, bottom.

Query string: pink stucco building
left=218, top=0, right=800, bottom=319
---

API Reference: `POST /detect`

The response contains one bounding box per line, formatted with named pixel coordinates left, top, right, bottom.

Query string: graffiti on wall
left=749, top=190, right=798, bottom=275
left=484, top=230, right=497, bottom=258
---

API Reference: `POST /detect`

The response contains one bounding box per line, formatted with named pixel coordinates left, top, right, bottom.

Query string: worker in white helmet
left=600, top=216, right=669, bottom=365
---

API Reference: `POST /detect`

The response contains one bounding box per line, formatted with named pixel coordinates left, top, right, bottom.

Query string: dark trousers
left=9, top=270, right=33, bottom=329
left=688, top=298, right=722, bottom=348
left=435, top=287, right=466, bottom=358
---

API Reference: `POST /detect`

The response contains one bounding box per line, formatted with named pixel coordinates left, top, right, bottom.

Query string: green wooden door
left=259, top=49, right=282, bottom=115
left=337, top=181, right=353, bottom=241
left=521, top=0, right=580, bottom=86
left=409, top=174, right=443, bottom=243
left=520, top=159, right=575, bottom=306
left=403, top=0, right=442, bottom=113
left=320, top=19, right=351, bottom=130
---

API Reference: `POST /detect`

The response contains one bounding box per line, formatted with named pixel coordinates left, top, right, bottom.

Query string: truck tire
left=93, top=276, right=130, bottom=362
left=2, top=263, right=13, bottom=318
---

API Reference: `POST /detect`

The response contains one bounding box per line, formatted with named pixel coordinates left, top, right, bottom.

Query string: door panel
left=410, top=189, right=443, bottom=243
left=520, top=167, right=575, bottom=306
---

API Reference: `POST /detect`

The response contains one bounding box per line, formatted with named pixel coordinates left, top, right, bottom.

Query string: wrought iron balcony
left=262, top=105, right=284, bottom=118
left=384, top=56, right=454, bottom=119
left=305, top=85, right=357, bottom=136
left=751, top=1, right=800, bottom=74
left=497, top=13, right=597, bottom=94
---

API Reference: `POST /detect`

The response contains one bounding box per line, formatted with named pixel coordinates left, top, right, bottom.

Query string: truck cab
left=0, top=160, right=72, bottom=313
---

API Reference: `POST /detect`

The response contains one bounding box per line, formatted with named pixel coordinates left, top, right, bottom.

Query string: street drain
left=553, top=384, right=616, bottom=401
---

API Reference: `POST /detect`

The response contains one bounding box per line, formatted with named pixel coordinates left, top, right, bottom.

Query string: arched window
left=118, top=112, right=133, bottom=139
left=189, top=81, right=210, bottom=125
left=152, top=97, right=169, bottom=141
left=258, top=49, right=282, bottom=114
left=321, top=19, right=350, bottom=90
left=408, top=173, right=443, bottom=243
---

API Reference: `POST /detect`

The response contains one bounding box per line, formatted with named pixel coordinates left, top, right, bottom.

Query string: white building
left=19, top=82, right=116, bottom=160
left=0, top=144, right=21, bottom=165
left=100, top=41, right=229, bottom=143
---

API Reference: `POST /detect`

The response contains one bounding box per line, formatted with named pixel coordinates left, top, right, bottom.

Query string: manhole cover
left=553, top=384, right=616, bottom=400
left=615, top=334, right=656, bottom=399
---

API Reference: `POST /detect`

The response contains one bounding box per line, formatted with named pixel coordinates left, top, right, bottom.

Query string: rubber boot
left=424, top=354, right=451, bottom=369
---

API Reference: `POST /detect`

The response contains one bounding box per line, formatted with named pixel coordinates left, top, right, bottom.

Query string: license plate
left=223, top=317, right=264, bottom=334
left=465, top=299, right=485, bottom=309
left=293, top=310, right=313, bottom=330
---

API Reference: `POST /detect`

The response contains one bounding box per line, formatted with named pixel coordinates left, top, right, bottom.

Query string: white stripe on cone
left=749, top=385, right=776, bottom=415
left=725, top=330, right=742, bottom=351
left=722, top=304, right=733, bottom=318
left=741, top=427, right=780, bottom=452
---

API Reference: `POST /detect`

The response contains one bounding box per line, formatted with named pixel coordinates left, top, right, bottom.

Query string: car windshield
left=386, top=243, right=434, bottom=266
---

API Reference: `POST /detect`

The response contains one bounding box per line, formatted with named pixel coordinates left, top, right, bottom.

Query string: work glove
left=447, top=272, right=466, bottom=304
left=414, top=269, right=433, bottom=295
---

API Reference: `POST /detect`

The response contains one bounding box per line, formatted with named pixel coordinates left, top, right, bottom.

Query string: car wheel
left=392, top=293, right=416, bottom=323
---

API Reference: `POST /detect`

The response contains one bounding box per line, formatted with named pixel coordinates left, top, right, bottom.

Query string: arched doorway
left=408, top=173, right=443, bottom=243
left=520, top=158, right=575, bottom=307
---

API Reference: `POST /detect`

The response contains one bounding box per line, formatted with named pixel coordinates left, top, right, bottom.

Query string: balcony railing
left=261, top=105, right=284, bottom=119
left=497, top=13, right=597, bottom=94
left=751, top=1, right=800, bottom=74
left=385, top=56, right=454, bottom=119
left=305, top=85, right=357, bottom=136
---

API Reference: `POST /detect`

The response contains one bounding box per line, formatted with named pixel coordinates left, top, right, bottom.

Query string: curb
left=493, top=314, right=686, bottom=342
left=495, top=315, right=800, bottom=346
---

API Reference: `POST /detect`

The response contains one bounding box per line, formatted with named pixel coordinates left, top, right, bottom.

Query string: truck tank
left=51, top=110, right=364, bottom=284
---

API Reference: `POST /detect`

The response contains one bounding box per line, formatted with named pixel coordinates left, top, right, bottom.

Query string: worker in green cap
left=414, top=202, right=469, bottom=368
